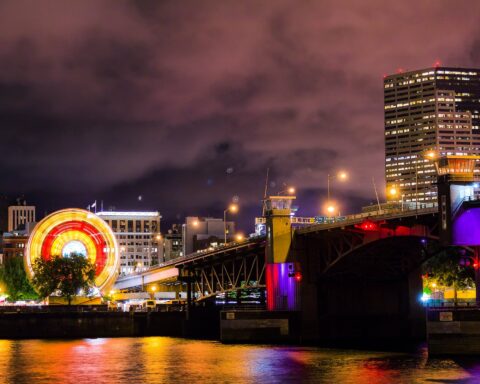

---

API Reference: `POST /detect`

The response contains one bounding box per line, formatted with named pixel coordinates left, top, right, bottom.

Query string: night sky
left=2, top=0, right=480, bottom=231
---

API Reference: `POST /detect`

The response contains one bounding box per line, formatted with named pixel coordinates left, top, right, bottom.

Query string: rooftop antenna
left=263, top=167, right=270, bottom=198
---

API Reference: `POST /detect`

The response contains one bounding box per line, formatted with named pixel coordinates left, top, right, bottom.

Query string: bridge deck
left=114, top=236, right=266, bottom=289
left=296, top=207, right=438, bottom=234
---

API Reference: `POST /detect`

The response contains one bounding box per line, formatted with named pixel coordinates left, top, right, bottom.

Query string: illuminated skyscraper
left=384, top=67, right=480, bottom=207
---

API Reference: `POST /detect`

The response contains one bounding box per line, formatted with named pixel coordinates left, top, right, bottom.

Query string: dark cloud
left=1, top=0, right=480, bottom=231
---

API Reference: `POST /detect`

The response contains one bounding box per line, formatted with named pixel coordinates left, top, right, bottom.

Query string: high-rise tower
left=384, top=67, right=480, bottom=207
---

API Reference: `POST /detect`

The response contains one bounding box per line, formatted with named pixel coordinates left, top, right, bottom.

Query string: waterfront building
left=384, top=66, right=480, bottom=207
left=8, top=202, right=35, bottom=231
left=97, top=211, right=162, bottom=275
left=182, top=216, right=235, bottom=256
left=1, top=231, right=28, bottom=263
left=0, top=222, right=36, bottom=264
left=163, top=224, right=183, bottom=261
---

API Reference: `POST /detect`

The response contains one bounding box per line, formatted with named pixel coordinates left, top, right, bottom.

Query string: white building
left=97, top=211, right=162, bottom=276
left=8, top=204, right=35, bottom=232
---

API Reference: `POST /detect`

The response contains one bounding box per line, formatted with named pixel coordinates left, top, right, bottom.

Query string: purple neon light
left=266, top=262, right=300, bottom=311
left=453, top=208, right=480, bottom=246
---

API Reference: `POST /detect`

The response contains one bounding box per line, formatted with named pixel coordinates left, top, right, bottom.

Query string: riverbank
left=0, top=311, right=186, bottom=339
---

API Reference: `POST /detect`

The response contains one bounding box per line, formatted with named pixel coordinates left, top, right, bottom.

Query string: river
left=0, top=338, right=478, bottom=383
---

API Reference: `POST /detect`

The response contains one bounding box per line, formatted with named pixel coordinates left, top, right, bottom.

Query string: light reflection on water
left=0, top=338, right=478, bottom=383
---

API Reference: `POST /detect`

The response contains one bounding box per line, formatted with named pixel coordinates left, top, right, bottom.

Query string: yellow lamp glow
left=388, top=187, right=398, bottom=197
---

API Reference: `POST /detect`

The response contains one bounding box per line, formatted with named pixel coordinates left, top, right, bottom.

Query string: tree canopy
left=31, top=254, right=96, bottom=305
left=422, top=247, right=475, bottom=301
left=0, top=257, right=38, bottom=302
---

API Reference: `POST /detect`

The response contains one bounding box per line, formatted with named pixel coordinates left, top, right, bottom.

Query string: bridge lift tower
left=263, top=195, right=301, bottom=311
left=436, top=155, right=480, bottom=304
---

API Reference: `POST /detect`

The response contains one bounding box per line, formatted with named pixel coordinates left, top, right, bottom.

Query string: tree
left=0, top=257, right=38, bottom=302
left=423, top=247, right=475, bottom=303
left=31, top=254, right=96, bottom=305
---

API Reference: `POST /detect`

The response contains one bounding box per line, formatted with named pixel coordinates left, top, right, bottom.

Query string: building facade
left=182, top=216, right=235, bottom=256
left=1, top=231, right=28, bottom=262
left=163, top=224, right=183, bottom=262
left=384, top=67, right=480, bottom=206
left=8, top=204, right=35, bottom=232
left=97, top=211, right=162, bottom=276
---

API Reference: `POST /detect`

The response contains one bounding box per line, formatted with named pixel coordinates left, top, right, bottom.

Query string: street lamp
left=235, top=233, right=244, bottom=242
left=224, top=204, right=238, bottom=244
left=327, top=171, right=348, bottom=204
left=325, top=171, right=347, bottom=220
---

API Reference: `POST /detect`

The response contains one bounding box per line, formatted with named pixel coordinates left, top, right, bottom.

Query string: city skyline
left=2, top=1, right=480, bottom=228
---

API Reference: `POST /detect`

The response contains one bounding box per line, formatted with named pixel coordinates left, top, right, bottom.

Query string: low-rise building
left=182, top=216, right=235, bottom=256
left=8, top=202, right=35, bottom=232
left=163, top=224, right=183, bottom=261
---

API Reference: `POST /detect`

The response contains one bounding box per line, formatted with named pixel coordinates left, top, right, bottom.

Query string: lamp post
left=327, top=171, right=348, bottom=204
left=224, top=204, right=238, bottom=245
left=326, top=171, right=347, bottom=221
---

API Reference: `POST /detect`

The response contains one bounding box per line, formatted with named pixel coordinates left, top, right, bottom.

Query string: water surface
left=0, top=338, right=478, bottom=383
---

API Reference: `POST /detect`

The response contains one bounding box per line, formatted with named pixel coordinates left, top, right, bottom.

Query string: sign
left=226, top=312, right=235, bottom=320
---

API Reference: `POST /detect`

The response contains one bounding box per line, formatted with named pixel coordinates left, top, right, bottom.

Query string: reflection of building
left=8, top=203, right=35, bottom=231
left=163, top=224, right=183, bottom=261
left=97, top=211, right=162, bottom=275
left=384, top=67, right=480, bottom=207
left=182, top=216, right=235, bottom=255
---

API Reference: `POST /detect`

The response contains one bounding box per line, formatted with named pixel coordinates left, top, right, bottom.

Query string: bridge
left=115, top=206, right=439, bottom=296
left=114, top=236, right=267, bottom=301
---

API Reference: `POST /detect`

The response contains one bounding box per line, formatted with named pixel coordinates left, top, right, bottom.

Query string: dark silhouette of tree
left=31, top=254, right=96, bottom=305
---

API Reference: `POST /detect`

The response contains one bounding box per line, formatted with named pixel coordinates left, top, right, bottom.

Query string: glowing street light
left=224, top=204, right=238, bottom=244
left=235, top=233, right=245, bottom=242
left=278, top=185, right=296, bottom=195
left=424, top=150, right=438, bottom=161
left=327, top=171, right=348, bottom=203
left=388, top=185, right=406, bottom=211
left=150, top=285, right=157, bottom=292
left=325, top=170, right=348, bottom=220
left=388, top=186, right=398, bottom=197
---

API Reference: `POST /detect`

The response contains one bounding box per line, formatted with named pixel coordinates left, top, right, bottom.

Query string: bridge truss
left=177, top=240, right=266, bottom=301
